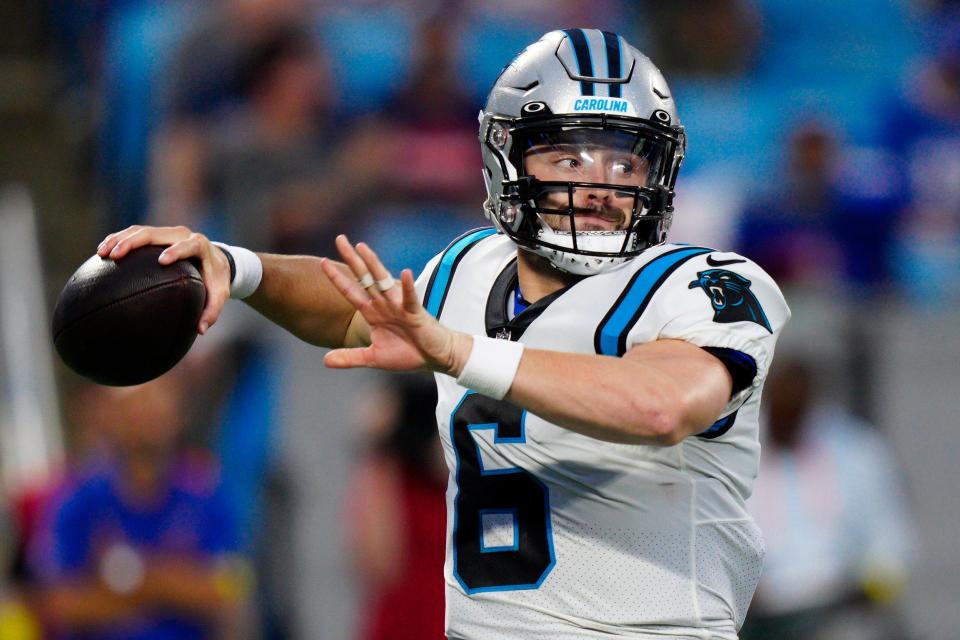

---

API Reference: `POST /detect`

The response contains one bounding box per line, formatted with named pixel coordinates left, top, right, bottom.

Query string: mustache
left=570, top=205, right=628, bottom=222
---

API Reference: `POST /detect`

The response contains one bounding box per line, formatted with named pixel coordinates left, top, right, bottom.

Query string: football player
left=100, top=29, right=789, bottom=639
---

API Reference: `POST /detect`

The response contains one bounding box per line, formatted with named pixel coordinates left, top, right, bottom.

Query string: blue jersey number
left=450, top=392, right=555, bottom=593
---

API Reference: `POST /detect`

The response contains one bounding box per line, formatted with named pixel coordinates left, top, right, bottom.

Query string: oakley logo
left=706, top=255, right=747, bottom=267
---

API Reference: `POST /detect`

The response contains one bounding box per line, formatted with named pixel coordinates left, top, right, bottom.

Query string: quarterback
left=100, top=30, right=789, bottom=639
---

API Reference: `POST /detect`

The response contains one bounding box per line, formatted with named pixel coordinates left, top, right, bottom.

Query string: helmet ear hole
left=521, top=101, right=552, bottom=117
left=652, top=109, right=671, bottom=124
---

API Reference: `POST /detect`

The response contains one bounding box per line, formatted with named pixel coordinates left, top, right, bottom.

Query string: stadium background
left=0, top=0, right=958, bottom=638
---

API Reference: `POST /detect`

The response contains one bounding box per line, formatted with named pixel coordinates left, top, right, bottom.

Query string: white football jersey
left=415, top=229, right=790, bottom=640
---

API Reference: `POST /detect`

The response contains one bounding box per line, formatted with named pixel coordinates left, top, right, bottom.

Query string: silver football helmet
left=480, top=29, right=686, bottom=275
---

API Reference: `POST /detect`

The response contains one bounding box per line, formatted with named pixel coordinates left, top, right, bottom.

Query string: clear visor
left=518, top=128, right=667, bottom=188
left=514, top=128, right=666, bottom=234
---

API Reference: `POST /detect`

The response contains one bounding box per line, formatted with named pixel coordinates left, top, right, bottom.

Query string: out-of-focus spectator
left=162, top=0, right=307, bottom=122
left=646, top=0, right=761, bottom=75
left=30, top=376, right=252, bottom=640
left=346, top=376, right=446, bottom=640
left=742, top=358, right=913, bottom=640
left=882, top=15, right=960, bottom=308
left=153, top=23, right=389, bottom=255
left=1, top=378, right=108, bottom=640
left=735, top=122, right=842, bottom=285
left=735, top=121, right=904, bottom=290
left=150, top=0, right=314, bottom=241
left=377, top=18, right=478, bottom=201
left=94, top=0, right=199, bottom=231
left=357, top=17, right=483, bottom=273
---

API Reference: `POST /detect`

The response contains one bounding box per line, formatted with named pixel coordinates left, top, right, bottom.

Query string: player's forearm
left=141, top=571, right=229, bottom=618
left=244, top=253, right=364, bottom=347
left=504, top=350, right=684, bottom=445
left=500, top=342, right=730, bottom=446
left=39, top=581, right=143, bottom=627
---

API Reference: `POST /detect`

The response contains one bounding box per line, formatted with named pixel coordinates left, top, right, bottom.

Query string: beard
left=537, top=199, right=631, bottom=232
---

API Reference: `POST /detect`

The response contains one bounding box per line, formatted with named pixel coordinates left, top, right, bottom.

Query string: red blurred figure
left=347, top=377, right=446, bottom=640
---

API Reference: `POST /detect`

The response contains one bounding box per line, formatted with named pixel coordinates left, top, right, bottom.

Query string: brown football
left=52, top=246, right=206, bottom=386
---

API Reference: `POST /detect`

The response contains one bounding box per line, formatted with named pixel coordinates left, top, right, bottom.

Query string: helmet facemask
left=483, top=113, right=685, bottom=275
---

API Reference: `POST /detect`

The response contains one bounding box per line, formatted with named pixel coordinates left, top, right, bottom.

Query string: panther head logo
left=688, top=269, right=772, bottom=333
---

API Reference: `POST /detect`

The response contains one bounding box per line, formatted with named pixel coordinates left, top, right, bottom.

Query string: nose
left=572, top=181, right=612, bottom=209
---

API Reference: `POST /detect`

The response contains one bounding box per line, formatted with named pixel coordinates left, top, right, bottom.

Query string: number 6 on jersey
left=450, top=392, right=556, bottom=592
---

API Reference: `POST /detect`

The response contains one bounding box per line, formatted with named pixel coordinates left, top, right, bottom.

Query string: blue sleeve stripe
left=702, top=347, right=758, bottom=396
left=563, top=28, right=595, bottom=96
left=697, top=408, right=740, bottom=439
left=595, top=247, right=712, bottom=356
left=425, top=228, right=497, bottom=318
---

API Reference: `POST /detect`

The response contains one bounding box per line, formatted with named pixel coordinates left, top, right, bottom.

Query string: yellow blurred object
left=862, top=561, right=908, bottom=604
left=212, top=556, right=255, bottom=603
left=0, top=598, right=40, bottom=640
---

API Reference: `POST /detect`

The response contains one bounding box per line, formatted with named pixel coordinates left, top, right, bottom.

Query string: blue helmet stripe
left=601, top=31, right=622, bottom=98
left=563, top=28, right=595, bottom=96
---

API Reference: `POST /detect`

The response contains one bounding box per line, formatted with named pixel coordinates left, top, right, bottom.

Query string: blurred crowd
left=2, top=0, right=958, bottom=638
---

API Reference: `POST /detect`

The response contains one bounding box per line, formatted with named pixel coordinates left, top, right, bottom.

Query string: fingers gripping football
left=97, top=225, right=231, bottom=333
left=321, top=235, right=456, bottom=373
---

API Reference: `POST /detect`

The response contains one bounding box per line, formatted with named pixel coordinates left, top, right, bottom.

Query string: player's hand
left=321, top=235, right=471, bottom=374
left=97, top=225, right=231, bottom=334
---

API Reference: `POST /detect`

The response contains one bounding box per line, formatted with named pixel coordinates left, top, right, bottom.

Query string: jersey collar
left=484, top=258, right=578, bottom=342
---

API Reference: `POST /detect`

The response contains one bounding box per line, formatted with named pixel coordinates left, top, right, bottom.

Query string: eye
left=611, top=159, right=635, bottom=175
left=555, top=156, right=581, bottom=170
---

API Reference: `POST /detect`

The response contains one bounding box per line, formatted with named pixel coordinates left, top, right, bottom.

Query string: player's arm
left=38, top=579, right=147, bottom=627
left=496, top=339, right=733, bottom=446
left=319, top=238, right=734, bottom=446
left=244, top=253, right=368, bottom=347
left=96, top=225, right=369, bottom=347
left=38, top=558, right=248, bottom=629
left=136, top=556, right=250, bottom=622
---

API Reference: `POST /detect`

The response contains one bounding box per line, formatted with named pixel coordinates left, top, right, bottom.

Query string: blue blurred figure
left=735, top=121, right=905, bottom=291
left=882, top=14, right=960, bottom=308
left=30, top=377, right=251, bottom=640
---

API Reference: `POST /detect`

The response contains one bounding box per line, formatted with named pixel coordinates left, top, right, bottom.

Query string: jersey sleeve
left=415, top=252, right=444, bottom=306
left=414, top=227, right=500, bottom=318
left=628, top=252, right=791, bottom=416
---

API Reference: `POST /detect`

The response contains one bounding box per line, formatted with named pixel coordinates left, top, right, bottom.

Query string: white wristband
left=212, top=242, right=262, bottom=299
left=456, top=336, right=524, bottom=400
